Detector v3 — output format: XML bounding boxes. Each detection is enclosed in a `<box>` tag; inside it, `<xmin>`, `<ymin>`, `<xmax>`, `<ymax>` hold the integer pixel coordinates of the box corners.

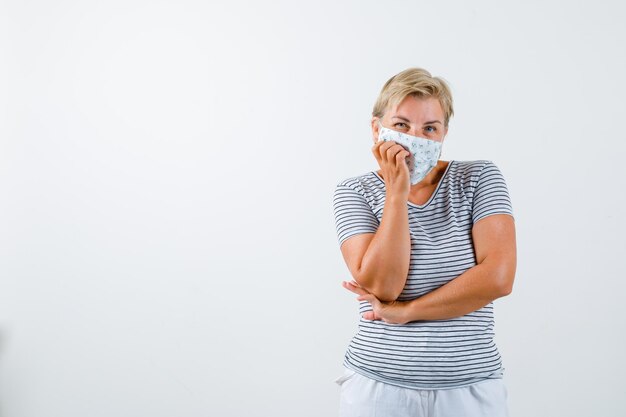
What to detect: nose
<box><xmin>408</xmin><ymin>127</ymin><xmax>421</xmax><ymax>137</ymax></box>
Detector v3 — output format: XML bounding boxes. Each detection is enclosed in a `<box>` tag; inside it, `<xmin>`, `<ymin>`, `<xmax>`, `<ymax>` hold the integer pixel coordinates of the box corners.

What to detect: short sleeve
<box><xmin>333</xmin><ymin>183</ymin><xmax>380</xmax><ymax>246</ymax></box>
<box><xmin>472</xmin><ymin>161</ymin><xmax>514</xmax><ymax>224</ymax></box>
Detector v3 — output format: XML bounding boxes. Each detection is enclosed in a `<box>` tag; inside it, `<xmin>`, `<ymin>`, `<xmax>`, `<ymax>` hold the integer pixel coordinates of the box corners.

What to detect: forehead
<box><xmin>388</xmin><ymin>95</ymin><xmax>444</xmax><ymax>121</ymax></box>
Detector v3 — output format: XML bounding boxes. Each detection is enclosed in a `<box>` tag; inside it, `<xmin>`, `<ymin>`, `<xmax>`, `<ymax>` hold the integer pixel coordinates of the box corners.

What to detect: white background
<box><xmin>1</xmin><ymin>1</ymin><xmax>625</xmax><ymax>416</ymax></box>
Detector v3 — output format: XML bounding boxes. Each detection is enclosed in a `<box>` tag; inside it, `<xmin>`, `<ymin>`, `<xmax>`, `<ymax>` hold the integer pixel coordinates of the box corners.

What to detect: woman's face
<box><xmin>372</xmin><ymin>95</ymin><xmax>448</xmax><ymax>144</ymax></box>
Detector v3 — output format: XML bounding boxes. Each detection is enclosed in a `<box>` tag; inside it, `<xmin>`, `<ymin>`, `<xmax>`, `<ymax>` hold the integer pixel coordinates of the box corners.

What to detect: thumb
<box><xmin>362</xmin><ymin>311</ymin><xmax>377</xmax><ymax>321</ymax></box>
<box><xmin>357</xmin><ymin>294</ymin><xmax>376</xmax><ymax>305</ymax></box>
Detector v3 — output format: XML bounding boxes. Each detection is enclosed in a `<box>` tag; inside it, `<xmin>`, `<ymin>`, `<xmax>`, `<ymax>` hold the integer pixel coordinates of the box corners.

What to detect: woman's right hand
<box><xmin>372</xmin><ymin>140</ymin><xmax>411</xmax><ymax>201</ymax></box>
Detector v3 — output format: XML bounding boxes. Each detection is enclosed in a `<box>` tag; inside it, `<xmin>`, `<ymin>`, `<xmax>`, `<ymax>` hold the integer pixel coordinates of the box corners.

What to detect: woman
<box><xmin>332</xmin><ymin>67</ymin><xmax>516</xmax><ymax>417</ymax></box>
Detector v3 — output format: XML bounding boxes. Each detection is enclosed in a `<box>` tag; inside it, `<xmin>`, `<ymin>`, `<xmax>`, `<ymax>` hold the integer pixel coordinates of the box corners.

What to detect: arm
<box><xmin>335</xmin><ymin>140</ymin><xmax>412</xmax><ymax>302</ymax></box>
<box><xmin>403</xmin><ymin>214</ymin><xmax>516</xmax><ymax>321</ymax></box>
<box><xmin>339</xmin><ymin>196</ymin><xmax>410</xmax><ymax>302</ymax></box>
<box><xmin>345</xmin><ymin>213</ymin><xmax>516</xmax><ymax>323</ymax></box>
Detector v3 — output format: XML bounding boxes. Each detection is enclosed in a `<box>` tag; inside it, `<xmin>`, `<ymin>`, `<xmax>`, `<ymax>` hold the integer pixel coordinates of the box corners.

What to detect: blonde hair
<box><xmin>372</xmin><ymin>67</ymin><xmax>454</xmax><ymax>127</ymax></box>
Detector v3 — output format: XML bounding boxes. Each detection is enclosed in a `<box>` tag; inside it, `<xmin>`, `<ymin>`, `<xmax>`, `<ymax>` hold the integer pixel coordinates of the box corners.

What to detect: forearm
<box><xmin>357</xmin><ymin>195</ymin><xmax>410</xmax><ymax>301</ymax></box>
<box><xmin>403</xmin><ymin>262</ymin><xmax>512</xmax><ymax>322</ymax></box>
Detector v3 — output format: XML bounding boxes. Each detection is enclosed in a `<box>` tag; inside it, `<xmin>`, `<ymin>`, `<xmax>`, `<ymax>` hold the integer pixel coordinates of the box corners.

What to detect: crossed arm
<box><xmin>340</xmin><ymin>213</ymin><xmax>517</xmax><ymax>324</ymax></box>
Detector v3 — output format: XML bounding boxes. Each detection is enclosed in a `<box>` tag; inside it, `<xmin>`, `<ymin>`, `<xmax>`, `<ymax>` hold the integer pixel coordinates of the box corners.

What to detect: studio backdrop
<box><xmin>1</xmin><ymin>1</ymin><xmax>625</xmax><ymax>416</ymax></box>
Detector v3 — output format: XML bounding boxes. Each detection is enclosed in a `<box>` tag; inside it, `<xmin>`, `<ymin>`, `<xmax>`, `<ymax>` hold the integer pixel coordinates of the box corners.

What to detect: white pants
<box><xmin>334</xmin><ymin>368</ymin><xmax>510</xmax><ymax>417</ymax></box>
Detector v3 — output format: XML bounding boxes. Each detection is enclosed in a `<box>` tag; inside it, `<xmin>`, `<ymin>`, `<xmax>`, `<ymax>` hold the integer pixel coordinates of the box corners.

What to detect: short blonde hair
<box><xmin>372</xmin><ymin>67</ymin><xmax>454</xmax><ymax>128</ymax></box>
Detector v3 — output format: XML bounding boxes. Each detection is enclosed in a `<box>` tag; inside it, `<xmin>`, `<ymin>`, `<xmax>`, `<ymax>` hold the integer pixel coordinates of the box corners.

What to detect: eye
<box><xmin>425</xmin><ymin>125</ymin><xmax>437</xmax><ymax>133</ymax></box>
<box><xmin>393</xmin><ymin>122</ymin><xmax>408</xmax><ymax>129</ymax></box>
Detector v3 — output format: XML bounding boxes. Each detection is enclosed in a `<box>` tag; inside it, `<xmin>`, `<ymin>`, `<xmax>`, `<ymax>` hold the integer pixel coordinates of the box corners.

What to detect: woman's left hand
<box><xmin>341</xmin><ymin>280</ymin><xmax>411</xmax><ymax>325</ymax></box>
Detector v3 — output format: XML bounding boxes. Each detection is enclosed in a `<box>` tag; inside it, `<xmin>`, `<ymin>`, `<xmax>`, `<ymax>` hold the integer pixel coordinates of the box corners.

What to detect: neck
<box><xmin>414</xmin><ymin>160</ymin><xmax>448</xmax><ymax>188</ymax></box>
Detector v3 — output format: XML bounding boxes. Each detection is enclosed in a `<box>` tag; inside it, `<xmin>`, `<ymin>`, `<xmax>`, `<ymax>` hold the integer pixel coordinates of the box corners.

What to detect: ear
<box><xmin>371</xmin><ymin>117</ymin><xmax>381</xmax><ymax>144</ymax></box>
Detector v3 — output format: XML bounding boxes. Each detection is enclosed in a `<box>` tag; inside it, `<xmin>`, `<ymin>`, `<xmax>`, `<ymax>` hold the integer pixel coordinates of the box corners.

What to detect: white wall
<box><xmin>1</xmin><ymin>1</ymin><xmax>625</xmax><ymax>416</ymax></box>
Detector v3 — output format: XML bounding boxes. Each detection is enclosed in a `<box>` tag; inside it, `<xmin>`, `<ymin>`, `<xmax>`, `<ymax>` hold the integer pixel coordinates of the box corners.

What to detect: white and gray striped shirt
<box><xmin>332</xmin><ymin>159</ymin><xmax>515</xmax><ymax>389</ymax></box>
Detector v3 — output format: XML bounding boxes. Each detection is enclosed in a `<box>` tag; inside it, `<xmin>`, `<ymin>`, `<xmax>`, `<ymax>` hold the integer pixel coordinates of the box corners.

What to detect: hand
<box><xmin>341</xmin><ymin>280</ymin><xmax>411</xmax><ymax>325</ymax></box>
<box><xmin>371</xmin><ymin>139</ymin><xmax>411</xmax><ymax>200</ymax></box>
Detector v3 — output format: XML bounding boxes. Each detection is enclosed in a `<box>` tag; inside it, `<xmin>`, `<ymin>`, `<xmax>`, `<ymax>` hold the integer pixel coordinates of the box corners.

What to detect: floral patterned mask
<box><xmin>377</xmin><ymin>119</ymin><xmax>443</xmax><ymax>185</ymax></box>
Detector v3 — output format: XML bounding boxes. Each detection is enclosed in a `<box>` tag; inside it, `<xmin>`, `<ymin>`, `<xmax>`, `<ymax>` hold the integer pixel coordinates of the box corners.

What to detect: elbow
<box><xmin>483</xmin><ymin>256</ymin><xmax>516</xmax><ymax>298</ymax></box>
<box><xmin>498</xmin><ymin>282</ymin><xmax>513</xmax><ymax>297</ymax></box>
<box><xmin>371</xmin><ymin>286</ymin><xmax>401</xmax><ymax>303</ymax></box>
<box><xmin>495</xmin><ymin>269</ymin><xmax>515</xmax><ymax>298</ymax></box>
<box><xmin>354</xmin><ymin>271</ymin><xmax>403</xmax><ymax>302</ymax></box>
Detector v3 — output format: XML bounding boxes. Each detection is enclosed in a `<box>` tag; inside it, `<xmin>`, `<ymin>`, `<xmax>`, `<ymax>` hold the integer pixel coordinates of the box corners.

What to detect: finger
<box><xmin>385</xmin><ymin>144</ymin><xmax>407</xmax><ymax>165</ymax></box>
<box><xmin>362</xmin><ymin>311</ymin><xmax>377</xmax><ymax>320</ymax></box>
<box><xmin>380</xmin><ymin>140</ymin><xmax>399</xmax><ymax>154</ymax></box>
<box><xmin>357</xmin><ymin>294</ymin><xmax>378</xmax><ymax>306</ymax></box>
<box><xmin>342</xmin><ymin>281</ymin><xmax>369</xmax><ymax>296</ymax></box>
<box><xmin>372</xmin><ymin>139</ymin><xmax>396</xmax><ymax>155</ymax></box>
<box><xmin>374</xmin><ymin>140</ymin><xmax>403</xmax><ymax>170</ymax></box>
<box><xmin>376</xmin><ymin>140</ymin><xmax>397</xmax><ymax>156</ymax></box>
<box><xmin>343</xmin><ymin>280</ymin><xmax>359</xmax><ymax>290</ymax></box>
<box><xmin>372</xmin><ymin>140</ymin><xmax>386</xmax><ymax>150</ymax></box>
<box><xmin>371</xmin><ymin>141</ymin><xmax>386</xmax><ymax>163</ymax></box>
<box><xmin>363</xmin><ymin>310</ymin><xmax>383</xmax><ymax>321</ymax></box>
<box><xmin>373</xmin><ymin>143</ymin><xmax>391</xmax><ymax>166</ymax></box>
<box><xmin>395</xmin><ymin>150</ymin><xmax>410</xmax><ymax>164</ymax></box>
<box><xmin>395</xmin><ymin>150</ymin><xmax>411</xmax><ymax>171</ymax></box>
<box><xmin>346</xmin><ymin>283</ymin><xmax>370</xmax><ymax>296</ymax></box>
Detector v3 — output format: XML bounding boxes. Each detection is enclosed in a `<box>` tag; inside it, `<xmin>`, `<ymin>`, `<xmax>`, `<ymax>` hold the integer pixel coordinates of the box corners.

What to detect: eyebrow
<box><xmin>392</xmin><ymin>115</ymin><xmax>442</xmax><ymax>125</ymax></box>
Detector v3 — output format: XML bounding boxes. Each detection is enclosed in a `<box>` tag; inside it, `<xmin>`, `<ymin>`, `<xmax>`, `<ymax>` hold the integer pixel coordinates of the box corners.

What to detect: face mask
<box><xmin>377</xmin><ymin>120</ymin><xmax>444</xmax><ymax>185</ymax></box>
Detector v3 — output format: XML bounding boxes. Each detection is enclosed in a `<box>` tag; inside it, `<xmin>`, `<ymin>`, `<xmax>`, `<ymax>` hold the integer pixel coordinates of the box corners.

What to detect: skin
<box><xmin>339</xmin><ymin>95</ymin><xmax>517</xmax><ymax>323</ymax></box>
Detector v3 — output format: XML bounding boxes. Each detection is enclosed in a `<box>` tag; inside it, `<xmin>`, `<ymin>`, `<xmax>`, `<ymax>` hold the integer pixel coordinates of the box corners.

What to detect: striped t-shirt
<box><xmin>332</xmin><ymin>159</ymin><xmax>515</xmax><ymax>390</ymax></box>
